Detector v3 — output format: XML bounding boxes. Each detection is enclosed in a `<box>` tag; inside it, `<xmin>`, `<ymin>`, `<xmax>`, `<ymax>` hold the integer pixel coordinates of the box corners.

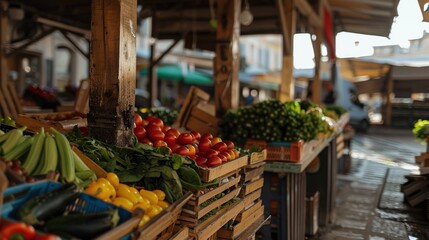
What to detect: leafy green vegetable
<box><xmin>413</xmin><ymin>119</ymin><xmax>429</xmax><ymax>143</ymax></box>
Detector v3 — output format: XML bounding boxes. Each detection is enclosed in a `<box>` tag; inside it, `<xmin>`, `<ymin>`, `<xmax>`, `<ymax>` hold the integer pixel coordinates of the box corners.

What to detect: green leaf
<box><xmin>171</xmin><ymin>154</ymin><xmax>183</xmax><ymax>170</ymax></box>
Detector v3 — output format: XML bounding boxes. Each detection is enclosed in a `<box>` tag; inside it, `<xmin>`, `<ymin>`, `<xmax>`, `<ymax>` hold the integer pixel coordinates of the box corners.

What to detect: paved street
<box><xmin>314</xmin><ymin>126</ymin><xmax>429</xmax><ymax>240</ymax></box>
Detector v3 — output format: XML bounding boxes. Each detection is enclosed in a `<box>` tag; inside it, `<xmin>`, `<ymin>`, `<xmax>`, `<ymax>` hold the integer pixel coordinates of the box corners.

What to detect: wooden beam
<box><xmin>276</xmin><ymin>0</ymin><xmax>291</xmax><ymax>54</ymax></box>
<box><xmin>312</xmin><ymin>0</ymin><xmax>324</xmax><ymax>104</ymax></box>
<box><xmin>60</xmin><ymin>31</ymin><xmax>89</xmax><ymax>59</ymax></box>
<box><xmin>331</xmin><ymin>6</ymin><xmax>393</xmax><ymax>17</ymax></box>
<box><xmin>329</xmin><ymin>0</ymin><xmax>395</xmax><ymax>8</ymax></box>
<box><xmin>278</xmin><ymin>0</ymin><xmax>296</xmax><ymax>102</ymax></box>
<box><xmin>295</xmin><ymin>0</ymin><xmax>323</xmax><ymax>28</ymax></box>
<box><xmin>214</xmin><ymin>0</ymin><xmax>240</xmax><ymax>116</ymax></box>
<box><xmin>88</xmin><ymin>0</ymin><xmax>137</xmax><ymax>147</ymax></box>
<box><xmin>37</xmin><ymin>17</ymin><xmax>91</xmax><ymax>38</ymax></box>
<box><xmin>385</xmin><ymin>66</ymin><xmax>393</xmax><ymax>127</ymax></box>
<box><xmin>6</xmin><ymin>28</ymin><xmax>56</xmax><ymax>57</ymax></box>
<box><xmin>152</xmin><ymin>37</ymin><xmax>181</xmax><ymax>66</ymax></box>
<box><xmin>148</xmin><ymin>43</ymin><xmax>157</xmax><ymax>108</ymax></box>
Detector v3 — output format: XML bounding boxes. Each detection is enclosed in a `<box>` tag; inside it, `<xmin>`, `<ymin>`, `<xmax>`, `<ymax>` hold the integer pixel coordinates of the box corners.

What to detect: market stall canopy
<box><xmin>328</xmin><ymin>0</ymin><xmax>399</xmax><ymax>37</ymax></box>
<box><xmin>141</xmin><ymin>0</ymin><xmax>400</xmax><ymax>51</ymax></box>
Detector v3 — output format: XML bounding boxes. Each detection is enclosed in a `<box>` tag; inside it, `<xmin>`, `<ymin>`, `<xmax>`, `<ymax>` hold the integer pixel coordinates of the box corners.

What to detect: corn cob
<box><xmin>23</xmin><ymin>128</ymin><xmax>46</xmax><ymax>175</ymax></box>
<box><xmin>34</xmin><ymin>134</ymin><xmax>58</xmax><ymax>175</ymax></box>
<box><xmin>0</xmin><ymin>127</ymin><xmax>27</xmax><ymax>155</ymax></box>
<box><xmin>3</xmin><ymin>136</ymin><xmax>33</xmax><ymax>161</ymax></box>
<box><xmin>51</xmin><ymin>128</ymin><xmax>75</xmax><ymax>182</ymax></box>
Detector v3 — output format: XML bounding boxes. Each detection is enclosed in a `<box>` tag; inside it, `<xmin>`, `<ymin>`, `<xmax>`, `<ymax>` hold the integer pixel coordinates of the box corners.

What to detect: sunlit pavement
<box><xmin>312</xmin><ymin>126</ymin><xmax>429</xmax><ymax>240</ymax></box>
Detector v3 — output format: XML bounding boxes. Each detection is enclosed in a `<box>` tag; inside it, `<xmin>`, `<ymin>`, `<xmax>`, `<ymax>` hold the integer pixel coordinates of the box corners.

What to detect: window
<box><xmin>55</xmin><ymin>46</ymin><xmax>73</xmax><ymax>91</ymax></box>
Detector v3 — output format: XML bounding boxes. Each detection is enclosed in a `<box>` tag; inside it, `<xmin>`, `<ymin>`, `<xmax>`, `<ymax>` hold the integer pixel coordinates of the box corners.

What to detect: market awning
<box><xmin>139</xmin><ymin>65</ymin><xmax>213</xmax><ymax>86</ymax></box>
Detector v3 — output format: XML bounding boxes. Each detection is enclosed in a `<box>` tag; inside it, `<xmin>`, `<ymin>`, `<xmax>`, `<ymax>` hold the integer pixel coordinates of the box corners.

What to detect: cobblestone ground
<box><xmin>312</xmin><ymin>126</ymin><xmax>429</xmax><ymax>240</ymax></box>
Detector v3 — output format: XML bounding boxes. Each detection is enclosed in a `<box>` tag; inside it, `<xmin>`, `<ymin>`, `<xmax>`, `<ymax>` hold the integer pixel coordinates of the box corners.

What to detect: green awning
<box><xmin>139</xmin><ymin>65</ymin><xmax>183</xmax><ymax>81</ymax></box>
<box><xmin>183</xmin><ymin>71</ymin><xmax>213</xmax><ymax>86</ymax></box>
<box><xmin>139</xmin><ymin>65</ymin><xmax>213</xmax><ymax>86</ymax></box>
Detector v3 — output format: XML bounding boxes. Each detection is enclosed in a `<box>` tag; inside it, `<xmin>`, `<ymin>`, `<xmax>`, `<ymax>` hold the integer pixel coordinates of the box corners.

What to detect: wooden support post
<box><xmin>148</xmin><ymin>43</ymin><xmax>157</xmax><ymax>108</ymax></box>
<box><xmin>311</xmin><ymin>1</ymin><xmax>324</xmax><ymax>104</ymax></box>
<box><xmin>214</xmin><ymin>0</ymin><xmax>241</xmax><ymax>117</ymax></box>
<box><xmin>88</xmin><ymin>0</ymin><xmax>137</xmax><ymax>147</ymax></box>
<box><xmin>278</xmin><ymin>0</ymin><xmax>296</xmax><ymax>102</ymax></box>
<box><xmin>385</xmin><ymin>66</ymin><xmax>393</xmax><ymax>127</ymax></box>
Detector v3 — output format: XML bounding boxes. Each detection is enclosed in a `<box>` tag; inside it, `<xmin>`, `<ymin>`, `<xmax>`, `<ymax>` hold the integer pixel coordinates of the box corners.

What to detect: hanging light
<box><xmin>240</xmin><ymin>0</ymin><xmax>253</xmax><ymax>26</ymax></box>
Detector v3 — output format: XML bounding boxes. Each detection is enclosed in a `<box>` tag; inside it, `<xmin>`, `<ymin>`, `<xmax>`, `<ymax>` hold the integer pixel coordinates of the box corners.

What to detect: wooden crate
<box><xmin>242</xmin><ymin>162</ymin><xmax>265</xmax><ymax>183</ymax></box>
<box><xmin>198</xmin><ymin>155</ymin><xmax>248</xmax><ymax>182</ymax></box>
<box><xmin>170</xmin><ymin>226</ymin><xmax>190</xmax><ymax>240</ymax></box>
<box><xmin>217</xmin><ymin>205</ymin><xmax>264</xmax><ymax>239</ymax></box>
<box><xmin>137</xmin><ymin>192</ymin><xmax>193</xmax><ymax>240</ymax></box>
<box><xmin>185</xmin><ymin>106</ymin><xmax>220</xmax><ymax>136</ymax></box>
<box><xmin>240</xmin><ymin>177</ymin><xmax>264</xmax><ymax>197</ymax></box>
<box><xmin>245</xmin><ymin>139</ymin><xmax>308</xmax><ymax>162</ymax></box>
<box><xmin>181</xmin><ymin>171</ymin><xmax>241</xmax><ymax>225</ymax></box>
<box><xmin>186</xmin><ymin>199</ymin><xmax>245</xmax><ymax>240</ymax></box>
<box><xmin>16</xmin><ymin>111</ymin><xmax>87</xmax><ymax>133</ymax></box>
<box><xmin>249</xmin><ymin>150</ymin><xmax>267</xmax><ymax>165</ymax></box>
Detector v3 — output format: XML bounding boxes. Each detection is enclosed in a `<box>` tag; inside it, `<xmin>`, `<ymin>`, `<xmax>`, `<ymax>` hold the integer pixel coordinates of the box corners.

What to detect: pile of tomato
<box><xmin>133</xmin><ymin>114</ymin><xmax>240</xmax><ymax>168</ymax></box>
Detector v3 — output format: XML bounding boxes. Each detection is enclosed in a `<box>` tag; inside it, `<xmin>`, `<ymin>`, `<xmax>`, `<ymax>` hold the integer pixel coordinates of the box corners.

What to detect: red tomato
<box><xmin>205</xmin><ymin>149</ymin><xmax>219</xmax><ymax>159</ymax></box>
<box><xmin>141</xmin><ymin>119</ymin><xmax>149</xmax><ymax>127</ymax></box>
<box><xmin>168</xmin><ymin>142</ymin><xmax>181</xmax><ymax>151</ymax></box>
<box><xmin>219</xmin><ymin>151</ymin><xmax>232</xmax><ymax>161</ymax></box>
<box><xmin>212</xmin><ymin>142</ymin><xmax>228</xmax><ymax>152</ymax></box>
<box><xmin>154</xmin><ymin>140</ymin><xmax>168</xmax><ymax>147</ymax></box>
<box><xmin>164</xmin><ymin>133</ymin><xmax>177</xmax><ymax>145</ymax></box>
<box><xmin>148</xmin><ymin>118</ymin><xmax>164</xmax><ymax>129</ymax></box>
<box><xmin>207</xmin><ymin>156</ymin><xmax>222</xmax><ymax>167</ymax></box>
<box><xmin>134</xmin><ymin>114</ymin><xmax>143</xmax><ymax>126</ymax></box>
<box><xmin>196</xmin><ymin>156</ymin><xmax>207</xmax><ymax>165</ymax></box>
<box><xmin>146</xmin><ymin>125</ymin><xmax>162</xmax><ymax>135</ymax></box>
<box><xmin>162</xmin><ymin>125</ymin><xmax>172</xmax><ymax>133</ymax></box>
<box><xmin>218</xmin><ymin>153</ymin><xmax>228</xmax><ymax>163</ymax></box>
<box><xmin>198</xmin><ymin>163</ymin><xmax>208</xmax><ymax>168</ymax></box>
<box><xmin>224</xmin><ymin>140</ymin><xmax>235</xmax><ymax>149</ymax></box>
<box><xmin>188</xmin><ymin>155</ymin><xmax>197</xmax><ymax>160</ymax></box>
<box><xmin>190</xmin><ymin>131</ymin><xmax>201</xmax><ymax>141</ymax></box>
<box><xmin>225</xmin><ymin>149</ymin><xmax>236</xmax><ymax>160</ymax></box>
<box><xmin>201</xmin><ymin>133</ymin><xmax>213</xmax><ymax>140</ymax></box>
<box><xmin>140</xmin><ymin>138</ymin><xmax>153</xmax><ymax>146</ymax></box>
<box><xmin>177</xmin><ymin>133</ymin><xmax>193</xmax><ymax>145</ymax></box>
<box><xmin>134</xmin><ymin>125</ymin><xmax>146</xmax><ymax>140</ymax></box>
<box><xmin>148</xmin><ymin>130</ymin><xmax>165</xmax><ymax>142</ymax></box>
<box><xmin>211</xmin><ymin>137</ymin><xmax>222</xmax><ymax>145</ymax></box>
<box><xmin>186</xmin><ymin>144</ymin><xmax>197</xmax><ymax>156</ymax></box>
<box><xmin>166</xmin><ymin>129</ymin><xmax>181</xmax><ymax>138</ymax></box>
<box><xmin>145</xmin><ymin>116</ymin><xmax>157</xmax><ymax>122</ymax></box>
<box><xmin>198</xmin><ymin>138</ymin><xmax>212</xmax><ymax>152</ymax></box>
<box><xmin>174</xmin><ymin>146</ymin><xmax>190</xmax><ymax>156</ymax></box>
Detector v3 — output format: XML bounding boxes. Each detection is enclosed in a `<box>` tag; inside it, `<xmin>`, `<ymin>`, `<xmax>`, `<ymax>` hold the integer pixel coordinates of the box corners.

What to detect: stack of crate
<box><xmin>178</xmin><ymin>155</ymin><xmax>249</xmax><ymax>240</ymax></box>
<box><xmin>401</xmin><ymin>174</ymin><xmax>429</xmax><ymax>207</ymax></box>
<box><xmin>217</xmin><ymin>150</ymin><xmax>267</xmax><ymax>239</ymax></box>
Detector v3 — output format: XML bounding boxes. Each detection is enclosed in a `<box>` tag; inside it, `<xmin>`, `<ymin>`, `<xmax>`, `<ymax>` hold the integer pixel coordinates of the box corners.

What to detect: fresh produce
<box><xmin>137</xmin><ymin>108</ymin><xmax>178</xmax><ymax>126</ymax></box>
<box><xmin>0</xmin><ymin>116</ymin><xmax>16</xmax><ymax>127</ymax></box>
<box><xmin>84</xmin><ymin>173</ymin><xmax>169</xmax><ymax>227</ymax></box>
<box><xmin>0</xmin><ymin>220</ymin><xmax>36</xmax><ymax>240</ymax></box>
<box><xmin>413</xmin><ymin>119</ymin><xmax>429</xmax><ymax>143</ymax></box>
<box><xmin>133</xmin><ymin>114</ymin><xmax>240</xmax><ymax>168</ymax></box>
<box><xmin>220</xmin><ymin>99</ymin><xmax>330</xmax><ymax>144</ymax></box>
<box><xmin>44</xmin><ymin>210</ymin><xmax>119</xmax><ymax>239</ymax></box>
<box><xmin>0</xmin><ymin>127</ymin><xmax>96</xmax><ymax>186</ymax></box>
<box><xmin>19</xmin><ymin>183</ymin><xmax>79</xmax><ymax>225</ymax></box>
<box><xmin>4</xmin><ymin>160</ymin><xmax>36</xmax><ymax>185</ymax></box>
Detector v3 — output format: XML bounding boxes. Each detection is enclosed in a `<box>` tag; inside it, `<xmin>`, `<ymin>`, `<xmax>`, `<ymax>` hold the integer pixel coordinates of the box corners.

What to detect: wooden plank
<box><xmin>74</xmin><ymin>79</ymin><xmax>90</xmax><ymax>114</ymax></box>
<box><xmin>244</xmin><ymin>166</ymin><xmax>264</xmax><ymax>183</ymax></box>
<box><xmin>194</xmin><ymin>188</ymin><xmax>240</xmax><ymax>219</ymax></box>
<box><xmin>88</xmin><ymin>0</ymin><xmax>136</xmax><ymax>147</ymax></box>
<box><xmin>217</xmin><ymin>205</ymin><xmax>264</xmax><ymax>238</ymax></box>
<box><xmin>170</xmin><ymin>226</ymin><xmax>189</xmax><ymax>240</ymax></box>
<box><xmin>214</xmin><ymin>0</ymin><xmax>240</xmax><ymax>117</ymax></box>
<box><xmin>249</xmin><ymin>150</ymin><xmax>267</xmax><ymax>164</ymax></box>
<box><xmin>7</xmin><ymin>81</ymin><xmax>23</xmax><ymax>115</ymax></box>
<box><xmin>0</xmin><ymin>88</ymin><xmax>11</xmax><ymax>117</ymax></box>
<box><xmin>241</xmin><ymin>178</ymin><xmax>264</xmax><ymax>196</ymax></box>
<box><xmin>236</xmin><ymin>200</ymin><xmax>262</xmax><ymax>222</ymax></box>
<box><xmin>198</xmin><ymin>155</ymin><xmax>248</xmax><ymax>182</ymax></box>
<box><xmin>193</xmin><ymin>176</ymin><xmax>241</xmax><ymax>206</ymax></box>
<box><xmin>312</xmin><ymin>25</ymin><xmax>323</xmax><ymax>104</ymax></box>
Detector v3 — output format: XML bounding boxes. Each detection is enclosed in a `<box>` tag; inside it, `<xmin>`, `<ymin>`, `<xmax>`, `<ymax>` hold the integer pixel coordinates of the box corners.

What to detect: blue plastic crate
<box><xmin>2</xmin><ymin>181</ymin><xmax>136</xmax><ymax>239</ymax></box>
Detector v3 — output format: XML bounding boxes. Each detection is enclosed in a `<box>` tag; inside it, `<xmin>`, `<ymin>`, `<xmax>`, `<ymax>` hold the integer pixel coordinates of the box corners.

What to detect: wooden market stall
<box><xmin>0</xmin><ymin>0</ymin><xmax>400</xmax><ymax>239</ymax></box>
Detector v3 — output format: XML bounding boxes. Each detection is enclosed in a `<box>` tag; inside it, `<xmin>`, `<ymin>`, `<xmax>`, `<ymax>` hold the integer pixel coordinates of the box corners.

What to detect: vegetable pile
<box><xmin>220</xmin><ymin>99</ymin><xmax>331</xmax><ymax>144</ymax></box>
<box><xmin>412</xmin><ymin>119</ymin><xmax>429</xmax><ymax>143</ymax></box>
<box><xmin>137</xmin><ymin>108</ymin><xmax>178</xmax><ymax>126</ymax></box>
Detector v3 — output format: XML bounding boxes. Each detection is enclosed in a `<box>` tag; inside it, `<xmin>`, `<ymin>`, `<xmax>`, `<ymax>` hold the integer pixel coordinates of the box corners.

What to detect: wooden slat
<box><xmin>0</xmin><ymin>87</ymin><xmax>11</xmax><ymax>117</ymax></box>
<box><xmin>7</xmin><ymin>81</ymin><xmax>23</xmax><ymax>114</ymax></box>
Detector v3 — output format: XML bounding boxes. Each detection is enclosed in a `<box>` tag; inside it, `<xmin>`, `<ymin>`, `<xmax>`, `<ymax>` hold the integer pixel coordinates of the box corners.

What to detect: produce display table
<box><xmin>259</xmin><ymin>134</ymin><xmax>339</xmax><ymax>240</ymax></box>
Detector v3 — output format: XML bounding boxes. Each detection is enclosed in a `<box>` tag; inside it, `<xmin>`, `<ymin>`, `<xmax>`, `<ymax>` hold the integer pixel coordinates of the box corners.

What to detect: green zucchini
<box><xmin>19</xmin><ymin>183</ymin><xmax>79</xmax><ymax>225</ymax></box>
